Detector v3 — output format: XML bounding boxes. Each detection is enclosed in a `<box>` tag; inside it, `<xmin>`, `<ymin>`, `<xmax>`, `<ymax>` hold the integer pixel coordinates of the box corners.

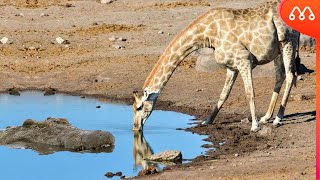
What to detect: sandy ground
<box><xmin>0</xmin><ymin>0</ymin><xmax>316</xmax><ymax>179</ymax></box>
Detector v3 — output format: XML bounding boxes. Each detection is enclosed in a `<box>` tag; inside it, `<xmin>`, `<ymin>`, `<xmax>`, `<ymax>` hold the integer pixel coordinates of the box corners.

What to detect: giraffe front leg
<box><xmin>259</xmin><ymin>55</ymin><xmax>285</xmax><ymax>124</ymax></box>
<box><xmin>239</xmin><ymin>61</ymin><xmax>260</xmax><ymax>132</ymax></box>
<box><xmin>202</xmin><ymin>68</ymin><xmax>238</xmax><ymax>125</ymax></box>
<box><xmin>273</xmin><ymin>42</ymin><xmax>296</xmax><ymax>126</ymax></box>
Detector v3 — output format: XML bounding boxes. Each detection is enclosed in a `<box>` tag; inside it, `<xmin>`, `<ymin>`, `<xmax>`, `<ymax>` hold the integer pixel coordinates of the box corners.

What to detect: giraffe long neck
<box><xmin>143</xmin><ymin>12</ymin><xmax>212</xmax><ymax>94</ymax></box>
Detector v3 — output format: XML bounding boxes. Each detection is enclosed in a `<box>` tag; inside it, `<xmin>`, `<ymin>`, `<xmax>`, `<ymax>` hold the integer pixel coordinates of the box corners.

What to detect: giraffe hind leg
<box><xmin>273</xmin><ymin>42</ymin><xmax>297</xmax><ymax>126</ymax></box>
<box><xmin>259</xmin><ymin>55</ymin><xmax>285</xmax><ymax>124</ymax></box>
<box><xmin>202</xmin><ymin>68</ymin><xmax>238</xmax><ymax>125</ymax></box>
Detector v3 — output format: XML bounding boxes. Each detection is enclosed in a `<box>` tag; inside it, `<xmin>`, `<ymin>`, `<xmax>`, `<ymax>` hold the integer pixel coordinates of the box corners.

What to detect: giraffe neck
<box><xmin>143</xmin><ymin>13</ymin><xmax>212</xmax><ymax>95</ymax></box>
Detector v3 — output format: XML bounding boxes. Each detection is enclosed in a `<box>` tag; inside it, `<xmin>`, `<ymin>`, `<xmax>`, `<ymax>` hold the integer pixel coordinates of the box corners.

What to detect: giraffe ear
<box><xmin>133</xmin><ymin>90</ymin><xmax>144</xmax><ymax>109</ymax></box>
<box><xmin>133</xmin><ymin>90</ymin><xmax>139</xmax><ymax>101</ymax></box>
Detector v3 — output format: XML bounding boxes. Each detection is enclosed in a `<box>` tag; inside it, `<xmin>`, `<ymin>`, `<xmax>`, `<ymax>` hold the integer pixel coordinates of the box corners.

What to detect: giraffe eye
<box><xmin>136</xmin><ymin>105</ymin><xmax>143</xmax><ymax>111</ymax></box>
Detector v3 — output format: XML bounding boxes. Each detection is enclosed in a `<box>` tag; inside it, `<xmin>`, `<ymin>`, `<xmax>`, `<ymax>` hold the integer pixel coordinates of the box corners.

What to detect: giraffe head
<box><xmin>132</xmin><ymin>90</ymin><xmax>157</xmax><ymax>131</ymax></box>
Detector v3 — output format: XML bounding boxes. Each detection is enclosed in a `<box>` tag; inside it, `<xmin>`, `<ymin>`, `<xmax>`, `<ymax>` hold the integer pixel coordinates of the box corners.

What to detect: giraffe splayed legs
<box><xmin>133</xmin><ymin>0</ymin><xmax>299</xmax><ymax>132</ymax></box>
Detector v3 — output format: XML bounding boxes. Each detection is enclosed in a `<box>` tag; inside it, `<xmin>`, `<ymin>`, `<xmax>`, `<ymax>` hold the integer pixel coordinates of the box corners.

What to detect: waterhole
<box><xmin>0</xmin><ymin>91</ymin><xmax>207</xmax><ymax>179</ymax></box>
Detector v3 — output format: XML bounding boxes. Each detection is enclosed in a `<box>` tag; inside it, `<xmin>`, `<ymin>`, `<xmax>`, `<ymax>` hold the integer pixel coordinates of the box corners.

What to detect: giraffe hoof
<box><xmin>201</xmin><ymin>120</ymin><xmax>208</xmax><ymax>125</ymax></box>
<box><xmin>273</xmin><ymin>117</ymin><xmax>283</xmax><ymax>126</ymax></box>
<box><xmin>201</xmin><ymin>118</ymin><xmax>213</xmax><ymax>125</ymax></box>
<box><xmin>259</xmin><ymin>116</ymin><xmax>269</xmax><ymax>124</ymax></box>
<box><xmin>250</xmin><ymin>126</ymin><xmax>260</xmax><ymax>132</ymax></box>
<box><xmin>273</xmin><ymin>121</ymin><xmax>283</xmax><ymax>127</ymax></box>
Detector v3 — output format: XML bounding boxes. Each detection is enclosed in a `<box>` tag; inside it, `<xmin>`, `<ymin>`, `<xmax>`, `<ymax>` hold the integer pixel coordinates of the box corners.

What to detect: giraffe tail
<box><xmin>292</xmin><ymin>54</ymin><xmax>299</xmax><ymax>88</ymax></box>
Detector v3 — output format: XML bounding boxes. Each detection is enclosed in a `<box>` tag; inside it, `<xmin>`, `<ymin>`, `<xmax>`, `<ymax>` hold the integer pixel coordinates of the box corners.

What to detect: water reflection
<box><xmin>133</xmin><ymin>131</ymin><xmax>159</xmax><ymax>171</ymax></box>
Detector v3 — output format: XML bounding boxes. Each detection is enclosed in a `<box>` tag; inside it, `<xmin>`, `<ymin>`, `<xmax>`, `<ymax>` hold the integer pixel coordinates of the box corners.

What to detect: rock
<box><xmin>293</xmin><ymin>94</ymin><xmax>307</xmax><ymax>101</ymax></box>
<box><xmin>22</xmin><ymin>119</ymin><xmax>36</xmax><ymax>128</ymax></box>
<box><xmin>96</xmin><ymin>106</ymin><xmax>101</xmax><ymax>108</ymax></box>
<box><xmin>234</xmin><ymin>153</ymin><xmax>239</xmax><ymax>157</ymax></box>
<box><xmin>105</xmin><ymin>172</ymin><xmax>114</xmax><ymax>178</ymax></box>
<box><xmin>195</xmin><ymin>48</ymin><xmax>224</xmax><ymax>73</ymax></box>
<box><xmin>28</xmin><ymin>46</ymin><xmax>36</xmax><ymax>50</ymax></box>
<box><xmin>15</xmin><ymin>13</ymin><xmax>24</xmax><ymax>17</ymax></box>
<box><xmin>241</xmin><ymin>118</ymin><xmax>250</xmax><ymax>124</ymax></box>
<box><xmin>109</xmin><ymin>36</ymin><xmax>126</xmax><ymax>42</ymax></box>
<box><xmin>197</xmin><ymin>48</ymin><xmax>214</xmax><ymax>55</ymax></box>
<box><xmin>138</xmin><ymin>169</ymin><xmax>150</xmax><ymax>176</ymax></box>
<box><xmin>117</xmin><ymin>37</ymin><xmax>126</xmax><ymax>41</ymax></box>
<box><xmin>7</xmin><ymin>87</ymin><xmax>20</xmax><ymax>96</ymax></box>
<box><xmin>65</xmin><ymin>3</ymin><xmax>74</xmax><ymax>7</ymax></box>
<box><xmin>43</xmin><ymin>87</ymin><xmax>56</xmax><ymax>96</ymax></box>
<box><xmin>0</xmin><ymin>118</ymin><xmax>115</xmax><ymax>154</ymax></box>
<box><xmin>158</xmin><ymin>31</ymin><xmax>164</xmax><ymax>34</ymax></box>
<box><xmin>108</xmin><ymin>36</ymin><xmax>117</xmax><ymax>42</ymax></box>
<box><xmin>101</xmin><ymin>0</ymin><xmax>113</xmax><ymax>4</ymax></box>
<box><xmin>112</xmin><ymin>44</ymin><xmax>123</xmax><ymax>49</ymax></box>
<box><xmin>0</xmin><ymin>37</ymin><xmax>8</xmax><ymax>44</ymax></box>
<box><xmin>62</xmin><ymin>40</ymin><xmax>70</xmax><ymax>45</ymax></box>
<box><xmin>40</xmin><ymin>13</ymin><xmax>49</xmax><ymax>17</ymax></box>
<box><xmin>115</xmin><ymin>172</ymin><xmax>122</xmax><ymax>176</ymax></box>
<box><xmin>56</xmin><ymin>37</ymin><xmax>65</xmax><ymax>44</ymax></box>
<box><xmin>259</xmin><ymin>126</ymin><xmax>273</xmax><ymax>137</ymax></box>
<box><xmin>138</xmin><ymin>165</ymin><xmax>158</xmax><ymax>176</ymax></box>
<box><xmin>145</xmin><ymin>150</ymin><xmax>182</xmax><ymax>163</ymax></box>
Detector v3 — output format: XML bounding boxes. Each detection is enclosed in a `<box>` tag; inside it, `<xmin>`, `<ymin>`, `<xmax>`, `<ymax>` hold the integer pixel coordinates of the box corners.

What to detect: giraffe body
<box><xmin>133</xmin><ymin>0</ymin><xmax>299</xmax><ymax>132</ymax></box>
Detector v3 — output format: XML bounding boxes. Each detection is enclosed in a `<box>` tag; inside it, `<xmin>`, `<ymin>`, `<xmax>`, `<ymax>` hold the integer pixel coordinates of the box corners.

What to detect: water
<box><xmin>0</xmin><ymin>91</ymin><xmax>207</xmax><ymax>180</ymax></box>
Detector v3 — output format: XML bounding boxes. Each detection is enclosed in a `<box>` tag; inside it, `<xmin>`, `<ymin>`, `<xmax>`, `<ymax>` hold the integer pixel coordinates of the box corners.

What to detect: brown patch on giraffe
<box><xmin>227</xmin><ymin>20</ymin><xmax>236</xmax><ymax>29</ymax></box>
<box><xmin>206</xmin><ymin>29</ymin><xmax>217</xmax><ymax>37</ymax></box>
<box><xmin>233</xmin><ymin>27</ymin><xmax>243</xmax><ymax>35</ymax></box>
<box><xmin>197</xmin><ymin>25</ymin><xmax>207</xmax><ymax>34</ymax></box>
<box><xmin>202</xmin><ymin>16</ymin><xmax>214</xmax><ymax>26</ymax></box>
<box><xmin>226</xmin><ymin>33</ymin><xmax>237</xmax><ymax>43</ymax></box>
<box><xmin>153</xmin><ymin>78</ymin><xmax>159</xmax><ymax>85</ymax></box>
<box><xmin>249</xmin><ymin>23</ymin><xmax>256</xmax><ymax>30</ymax></box>
<box><xmin>223</xmin><ymin>41</ymin><xmax>232</xmax><ymax>50</ymax></box>
<box><xmin>180</xmin><ymin>35</ymin><xmax>193</xmax><ymax>46</ymax></box>
<box><xmin>260</xmin><ymin>21</ymin><xmax>267</xmax><ymax>27</ymax></box>
<box><xmin>253</xmin><ymin>38</ymin><xmax>263</xmax><ymax>46</ymax></box>
<box><xmin>219</xmin><ymin>20</ymin><xmax>228</xmax><ymax>30</ymax></box>
<box><xmin>259</xmin><ymin>28</ymin><xmax>270</xmax><ymax>35</ymax></box>
<box><xmin>171</xmin><ymin>44</ymin><xmax>180</xmax><ymax>53</ymax></box>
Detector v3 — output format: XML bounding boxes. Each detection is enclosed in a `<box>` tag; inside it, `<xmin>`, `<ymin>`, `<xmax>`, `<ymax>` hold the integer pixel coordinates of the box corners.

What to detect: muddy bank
<box><xmin>0</xmin><ymin>117</ymin><xmax>114</xmax><ymax>154</ymax></box>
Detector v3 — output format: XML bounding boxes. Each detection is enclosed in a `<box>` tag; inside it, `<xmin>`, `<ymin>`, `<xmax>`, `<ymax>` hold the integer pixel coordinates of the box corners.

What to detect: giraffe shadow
<box><xmin>283</xmin><ymin>111</ymin><xmax>316</xmax><ymax>124</ymax></box>
<box><xmin>297</xmin><ymin>63</ymin><xmax>314</xmax><ymax>75</ymax></box>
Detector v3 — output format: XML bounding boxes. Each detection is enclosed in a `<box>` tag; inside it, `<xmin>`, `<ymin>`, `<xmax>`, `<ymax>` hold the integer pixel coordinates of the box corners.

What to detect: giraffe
<box><xmin>133</xmin><ymin>0</ymin><xmax>300</xmax><ymax>132</ymax></box>
<box><xmin>133</xmin><ymin>131</ymin><xmax>157</xmax><ymax>171</ymax></box>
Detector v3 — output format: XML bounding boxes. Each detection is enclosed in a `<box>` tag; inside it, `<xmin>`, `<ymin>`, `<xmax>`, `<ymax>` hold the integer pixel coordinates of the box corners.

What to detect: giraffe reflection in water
<box><xmin>133</xmin><ymin>131</ymin><xmax>159</xmax><ymax>171</ymax></box>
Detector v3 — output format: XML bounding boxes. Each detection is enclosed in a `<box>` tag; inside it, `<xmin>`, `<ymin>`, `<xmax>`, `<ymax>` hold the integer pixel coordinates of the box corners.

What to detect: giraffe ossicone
<box><xmin>133</xmin><ymin>0</ymin><xmax>300</xmax><ymax>132</ymax></box>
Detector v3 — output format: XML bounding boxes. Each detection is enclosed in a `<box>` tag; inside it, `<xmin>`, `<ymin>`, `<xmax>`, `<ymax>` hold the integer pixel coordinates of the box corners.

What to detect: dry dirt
<box><xmin>0</xmin><ymin>0</ymin><xmax>316</xmax><ymax>179</ymax></box>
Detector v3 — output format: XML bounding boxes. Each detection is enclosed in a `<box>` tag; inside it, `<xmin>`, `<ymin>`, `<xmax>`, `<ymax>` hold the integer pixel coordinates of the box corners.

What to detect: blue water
<box><xmin>0</xmin><ymin>91</ymin><xmax>206</xmax><ymax>180</ymax></box>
